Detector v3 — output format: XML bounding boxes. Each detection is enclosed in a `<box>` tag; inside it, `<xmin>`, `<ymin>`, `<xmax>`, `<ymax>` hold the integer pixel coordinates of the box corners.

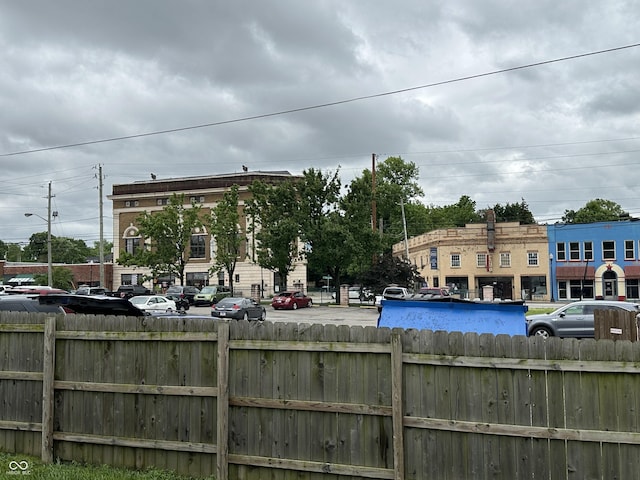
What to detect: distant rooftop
<box><xmin>111</xmin><ymin>170</ymin><xmax>296</xmax><ymax>196</ymax></box>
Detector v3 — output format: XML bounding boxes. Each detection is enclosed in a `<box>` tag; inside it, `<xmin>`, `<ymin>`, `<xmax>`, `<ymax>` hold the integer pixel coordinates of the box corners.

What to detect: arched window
<box><xmin>123</xmin><ymin>224</ymin><xmax>141</xmax><ymax>255</ymax></box>
<box><xmin>190</xmin><ymin>226</ymin><xmax>207</xmax><ymax>259</ymax></box>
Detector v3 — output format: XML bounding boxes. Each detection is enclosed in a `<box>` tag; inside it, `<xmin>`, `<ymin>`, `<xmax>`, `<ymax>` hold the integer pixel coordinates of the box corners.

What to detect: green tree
<box><xmin>208</xmin><ymin>185</ymin><xmax>244</xmax><ymax>294</ymax></box>
<box><xmin>246</xmin><ymin>179</ymin><xmax>300</xmax><ymax>291</ymax></box>
<box><xmin>33</xmin><ymin>266</ymin><xmax>74</xmax><ymax>290</ymax></box>
<box><xmin>562</xmin><ymin>199</ymin><xmax>630</xmax><ymax>224</ymax></box>
<box><xmin>6</xmin><ymin>243</ymin><xmax>23</xmax><ymax>262</ymax></box>
<box><xmin>23</xmin><ymin>233</ymin><xmax>90</xmax><ymax>263</ymax></box>
<box><xmin>88</xmin><ymin>239</ymin><xmax>114</xmax><ymax>258</ymax></box>
<box><xmin>484</xmin><ymin>198</ymin><xmax>536</xmax><ymax>224</ymax></box>
<box><xmin>359</xmin><ymin>252</ymin><xmax>423</xmax><ymax>293</ymax></box>
<box><xmin>0</xmin><ymin>239</ymin><xmax>7</xmax><ymax>260</ymax></box>
<box><xmin>118</xmin><ymin>194</ymin><xmax>204</xmax><ymax>285</ymax></box>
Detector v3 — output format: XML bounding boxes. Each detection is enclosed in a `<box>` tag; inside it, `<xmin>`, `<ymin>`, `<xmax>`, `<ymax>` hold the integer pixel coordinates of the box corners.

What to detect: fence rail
<box><xmin>1</xmin><ymin>311</ymin><xmax>640</xmax><ymax>479</ymax></box>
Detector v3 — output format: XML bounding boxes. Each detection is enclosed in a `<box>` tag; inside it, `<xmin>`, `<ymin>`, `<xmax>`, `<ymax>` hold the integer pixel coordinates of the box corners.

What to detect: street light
<box><xmin>549</xmin><ymin>253</ymin><xmax>555</xmax><ymax>302</ymax></box>
<box><xmin>24</xmin><ymin>211</ymin><xmax>52</xmax><ymax>287</ymax></box>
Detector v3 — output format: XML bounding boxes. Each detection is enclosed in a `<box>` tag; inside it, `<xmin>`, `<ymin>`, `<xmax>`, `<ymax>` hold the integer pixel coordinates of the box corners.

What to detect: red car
<box><xmin>271</xmin><ymin>290</ymin><xmax>313</xmax><ymax>310</ymax></box>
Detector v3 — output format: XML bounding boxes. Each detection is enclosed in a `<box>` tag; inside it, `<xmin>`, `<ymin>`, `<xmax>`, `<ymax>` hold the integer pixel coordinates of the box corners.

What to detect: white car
<box><xmin>129</xmin><ymin>295</ymin><xmax>177</xmax><ymax>313</ymax></box>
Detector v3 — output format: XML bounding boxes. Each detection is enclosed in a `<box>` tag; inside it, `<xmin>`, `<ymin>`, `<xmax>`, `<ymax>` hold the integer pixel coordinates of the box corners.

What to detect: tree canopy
<box><xmin>562</xmin><ymin>199</ymin><xmax>630</xmax><ymax>224</ymax></box>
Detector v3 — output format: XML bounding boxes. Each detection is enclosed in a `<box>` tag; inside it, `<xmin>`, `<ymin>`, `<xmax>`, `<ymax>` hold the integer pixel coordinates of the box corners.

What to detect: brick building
<box><xmin>0</xmin><ymin>260</ymin><xmax>113</xmax><ymax>289</ymax></box>
<box><xmin>108</xmin><ymin>171</ymin><xmax>308</xmax><ymax>296</ymax></box>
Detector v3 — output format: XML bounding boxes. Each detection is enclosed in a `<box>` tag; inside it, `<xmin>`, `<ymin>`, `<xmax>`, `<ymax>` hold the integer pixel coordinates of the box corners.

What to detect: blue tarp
<box><xmin>377</xmin><ymin>298</ymin><xmax>528</xmax><ymax>336</ymax></box>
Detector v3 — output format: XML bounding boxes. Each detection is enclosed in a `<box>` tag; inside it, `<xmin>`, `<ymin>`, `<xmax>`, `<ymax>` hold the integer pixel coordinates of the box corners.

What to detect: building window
<box><xmin>556</xmin><ymin>243</ymin><xmax>566</xmax><ymax>261</ymax></box>
<box><xmin>584</xmin><ymin>241</ymin><xmax>593</xmax><ymax>261</ymax></box>
<box><xmin>121</xmin><ymin>274</ymin><xmax>143</xmax><ymax>286</ymax></box>
<box><xmin>602</xmin><ymin>241</ymin><xmax>616</xmax><ymax>260</ymax></box>
<box><xmin>190</xmin><ymin>195</ymin><xmax>205</xmax><ymax>203</ymax></box>
<box><xmin>569</xmin><ymin>242</ymin><xmax>580</xmax><ymax>261</ymax></box>
<box><xmin>450</xmin><ymin>254</ymin><xmax>461</xmax><ymax>268</ymax></box>
<box><xmin>625</xmin><ymin>240</ymin><xmax>635</xmax><ymax>260</ymax></box>
<box><xmin>527</xmin><ymin>252</ymin><xmax>539</xmax><ymax>266</ymax></box>
<box><xmin>558</xmin><ymin>281</ymin><xmax>567</xmax><ymax>300</ymax></box>
<box><xmin>500</xmin><ymin>252</ymin><xmax>511</xmax><ymax>268</ymax></box>
<box><xmin>190</xmin><ymin>235</ymin><xmax>206</xmax><ymax>258</ymax></box>
<box><xmin>124</xmin><ymin>200</ymin><xmax>139</xmax><ymax>208</ymax></box>
<box><xmin>235</xmin><ymin>274</ymin><xmax>240</xmax><ymax>283</ymax></box>
<box><xmin>476</xmin><ymin>253</ymin><xmax>487</xmax><ymax>268</ymax></box>
<box><xmin>124</xmin><ymin>237</ymin><xmax>141</xmax><ymax>255</ymax></box>
<box><xmin>157</xmin><ymin>198</ymin><xmax>169</xmax><ymax>206</ymax></box>
<box><xmin>627</xmin><ymin>280</ymin><xmax>639</xmax><ymax>300</ymax></box>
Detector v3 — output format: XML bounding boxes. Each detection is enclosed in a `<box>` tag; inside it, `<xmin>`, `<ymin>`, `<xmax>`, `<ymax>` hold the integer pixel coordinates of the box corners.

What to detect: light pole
<box><xmin>24</xmin><ymin>211</ymin><xmax>52</xmax><ymax>287</ymax></box>
<box><xmin>549</xmin><ymin>253</ymin><xmax>555</xmax><ymax>302</ymax></box>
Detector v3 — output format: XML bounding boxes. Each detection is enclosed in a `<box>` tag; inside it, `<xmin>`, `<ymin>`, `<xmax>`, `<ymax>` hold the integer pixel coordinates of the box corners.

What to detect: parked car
<box><xmin>526</xmin><ymin>300</ymin><xmax>640</xmax><ymax>338</ymax></box>
<box><xmin>348</xmin><ymin>286</ymin><xmax>374</xmax><ymax>301</ymax></box>
<box><xmin>417</xmin><ymin>287</ymin><xmax>451</xmax><ymax>298</ymax></box>
<box><xmin>271</xmin><ymin>290</ymin><xmax>313</xmax><ymax>310</ymax></box>
<box><xmin>38</xmin><ymin>294</ymin><xmax>146</xmax><ymax>316</ymax></box>
<box><xmin>129</xmin><ymin>295</ymin><xmax>177</xmax><ymax>313</ymax></box>
<box><xmin>75</xmin><ymin>286</ymin><xmax>111</xmax><ymax>296</ymax></box>
<box><xmin>0</xmin><ymin>295</ymin><xmax>68</xmax><ymax>314</ymax></box>
<box><xmin>165</xmin><ymin>285</ymin><xmax>200</xmax><ymax>305</ymax></box>
<box><xmin>117</xmin><ymin>284</ymin><xmax>151</xmax><ymax>298</ymax></box>
<box><xmin>211</xmin><ymin>297</ymin><xmax>266</xmax><ymax>321</ymax></box>
<box><xmin>376</xmin><ymin>285</ymin><xmax>410</xmax><ymax>313</ymax></box>
<box><xmin>193</xmin><ymin>285</ymin><xmax>232</xmax><ymax>306</ymax></box>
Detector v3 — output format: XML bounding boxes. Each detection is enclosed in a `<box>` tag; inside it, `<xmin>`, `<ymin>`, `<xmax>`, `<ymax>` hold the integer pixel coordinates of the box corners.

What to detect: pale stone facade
<box><xmin>393</xmin><ymin>221</ymin><xmax>550</xmax><ymax>301</ymax></box>
<box><xmin>108</xmin><ymin>172</ymin><xmax>307</xmax><ymax>297</ymax></box>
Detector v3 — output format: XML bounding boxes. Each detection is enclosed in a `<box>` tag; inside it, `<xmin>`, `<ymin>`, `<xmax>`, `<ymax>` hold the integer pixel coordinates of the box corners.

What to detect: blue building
<box><xmin>548</xmin><ymin>221</ymin><xmax>640</xmax><ymax>301</ymax></box>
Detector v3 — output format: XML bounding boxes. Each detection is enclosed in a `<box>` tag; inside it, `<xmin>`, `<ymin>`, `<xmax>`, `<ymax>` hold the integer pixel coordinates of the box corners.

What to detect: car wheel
<box><xmin>531</xmin><ymin>327</ymin><xmax>552</xmax><ymax>339</ymax></box>
<box><xmin>307</xmin><ymin>299</ymin><xmax>313</xmax><ymax>308</ymax></box>
<box><xmin>243</xmin><ymin>312</ymin><xmax>249</xmax><ymax>321</ymax></box>
<box><xmin>292</xmin><ymin>303</ymin><xmax>298</xmax><ymax>310</ymax></box>
<box><xmin>166</xmin><ymin>308</ymin><xmax>173</xmax><ymax>312</ymax></box>
<box><xmin>260</xmin><ymin>309</ymin><xmax>266</xmax><ymax>321</ymax></box>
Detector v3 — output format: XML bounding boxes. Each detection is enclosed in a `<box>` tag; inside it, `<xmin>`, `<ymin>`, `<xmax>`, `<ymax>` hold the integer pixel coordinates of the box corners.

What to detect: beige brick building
<box><xmin>394</xmin><ymin>219</ymin><xmax>550</xmax><ymax>301</ymax></box>
<box><xmin>109</xmin><ymin>171</ymin><xmax>307</xmax><ymax>296</ymax></box>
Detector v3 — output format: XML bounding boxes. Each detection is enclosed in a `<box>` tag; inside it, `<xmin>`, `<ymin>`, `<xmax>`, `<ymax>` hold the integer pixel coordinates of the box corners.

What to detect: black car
<box><xmin>38</xmin><ymin>294</ymin><xmax>146</xmax><ymax>316</ymax></box>
<box><xmin>165</xmin><ymin>285</ymin><xmax>200</xmax><ymax>306</ymax></box>
<box><xmin>0</xmin><ymin>295</ymin><xmax>67</xmax><ymax>314</ymax></box>
<box><xmin>116</xmin><ymin>284</ymin><xmax>151</xmax><ymax>299</ymax></box>
<box><xmin>211</xmin><ymin>297</ymin><xmax>266</xmax><ymax>321</ymax></box>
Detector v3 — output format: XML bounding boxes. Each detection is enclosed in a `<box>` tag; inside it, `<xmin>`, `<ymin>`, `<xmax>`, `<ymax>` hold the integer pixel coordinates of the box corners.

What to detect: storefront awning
<box><xmin>624</xmin><ymin>266</ymin><xmax>640</xmax><ymax>279</ymax></box>
<box><xmin>555</xmin><ymin>266</ymin><xmax>594</xmax><ymax>280</ymax></box>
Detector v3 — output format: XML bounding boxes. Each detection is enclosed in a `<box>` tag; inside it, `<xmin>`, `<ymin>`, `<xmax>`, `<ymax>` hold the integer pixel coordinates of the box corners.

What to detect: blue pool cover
<box><xmin>377</xmin><ymin>298</ymin><xmax>528</xmax><ymax>336</ymax></box>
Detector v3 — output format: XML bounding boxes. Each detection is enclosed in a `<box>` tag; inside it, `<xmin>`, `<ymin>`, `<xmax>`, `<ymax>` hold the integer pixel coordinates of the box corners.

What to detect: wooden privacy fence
<box><xmin>1</xmin><ymin>311</ymin><xmax>640</xmax><ymax>479</ymax></box>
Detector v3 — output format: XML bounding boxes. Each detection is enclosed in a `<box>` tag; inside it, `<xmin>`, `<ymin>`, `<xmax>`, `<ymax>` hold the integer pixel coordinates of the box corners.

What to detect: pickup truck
<box><xmin>375</xmin><ymin>286</ymin><xmax>410</xmax><ymax>313</ymax></box>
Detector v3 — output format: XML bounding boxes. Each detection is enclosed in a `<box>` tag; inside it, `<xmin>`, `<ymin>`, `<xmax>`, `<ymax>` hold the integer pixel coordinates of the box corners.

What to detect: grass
<box><xmin>0</xmin><ymin>452</ymin><xmax>214</xmax><ymax>480</ymax></box>
<box><xmin>526</xmin><ymin>307</ymin><xmax>556</xmax><ymax>316</ymax></box>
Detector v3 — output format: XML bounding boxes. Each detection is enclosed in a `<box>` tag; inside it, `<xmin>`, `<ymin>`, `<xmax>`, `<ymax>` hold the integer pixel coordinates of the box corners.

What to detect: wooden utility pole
<box><xmin>98</xmin><ymin>164</ymin><xmax>105</xmax><ymax>287</ymax></box>
<box><xmin>371</xmin><ymin>153</ymin><xmax>377</xmax><ymax>232</ymax></box>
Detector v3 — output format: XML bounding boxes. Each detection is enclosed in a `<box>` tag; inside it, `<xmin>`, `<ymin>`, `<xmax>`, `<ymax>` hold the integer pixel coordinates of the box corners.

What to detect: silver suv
<box><xmin>526</xmin><ymin>300</ymin><xmax>640</xmax><ymax>338</ymax></box>
<box><xmin>375</xmin><ymin>286</ymin><xmax>410</xmax><ymax>313</ymax></box>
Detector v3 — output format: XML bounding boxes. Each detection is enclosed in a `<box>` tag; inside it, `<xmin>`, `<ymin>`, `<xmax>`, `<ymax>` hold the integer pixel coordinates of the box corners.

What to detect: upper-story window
<box><xmin>625</xmin><ymin>240</ymin><xmax>635</xmax><ymax>260</ymax></box>
<box><xmin>123</xmin><ymin>225</ymin><xmax>142</xmax><ymax>255</ymax></box>
<box><xmin>569</xmin><ymin>242</ymin><xmax>580</xmax><ymax>260</ymax></box>
<box><xmin>527</xmin><ymin>251</ymin><xmax>539</xmax><ymax>266</ymax></box>
<box><xmin>500</xmin><ymin>252</ymin><xmax>511</xmax><ymax>267</ymax></box>
<box><xmin>602</xmin><ymin>241</ymin><xmax>616</xmax><ymax>260</ymax></box>
<box><xmin>450</xmin><ymin>254</ymin><xmax>461</xmax><ymax>268</ymax></box>
<box><xmin>190</xmin><ymin>227</ymin><xmax>207</xmax><ymax>259</ymax></box>
<box><xmin>584</xmin><ymin>241</ymin><xmax>593</xmax><ymax>261</ymax></box>
<box><xmin>476</xmin><ymin>253</ymin><xmax>487</xmax><ymax>268</ymax></box>
<box><xmin>157</xmin><ymin>198</ymin><xmax>169</xmax><ymax>206</ymax></box>
<box><xmin>190</xmin><ymin>195</ymin><xmax>205</xmax><ymax>204</ymax></box>
<box><xmin>124</xmin><ymin>200</ymin><xmax>139</xmax><ymax>208</ymax></box>
<box><xmin>556</xmin><ymin>243</ymin><xmax>566</xmax><ymax>261</ymax></box>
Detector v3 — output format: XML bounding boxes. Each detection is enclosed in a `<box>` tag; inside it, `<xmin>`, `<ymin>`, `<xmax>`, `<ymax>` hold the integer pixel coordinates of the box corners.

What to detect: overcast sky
<box><xmin>2</xmin><ymin>1</ymin><xmax>640</xmax><ymax>249</ymax></box>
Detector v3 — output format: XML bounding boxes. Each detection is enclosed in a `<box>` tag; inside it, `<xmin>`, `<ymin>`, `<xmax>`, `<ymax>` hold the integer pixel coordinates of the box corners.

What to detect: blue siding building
<box><xmin>548</xmin><ymin>221</ymin><xmax>640</xmax><ymax>301</ymax></box>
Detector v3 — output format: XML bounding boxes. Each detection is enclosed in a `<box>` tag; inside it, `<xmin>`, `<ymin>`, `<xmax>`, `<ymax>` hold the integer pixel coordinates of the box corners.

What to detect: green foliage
<box><xmin>33</xmin><ymin>266</ymin><xmax>75</xmax><ymax>290</ymax></box>
<box><xmin>359</xmin><ymin>252</ymin><xmax>423</xmax><ymax>293</ymax></box>
<box><xmin>246</xmin><ymin>179</ymin><xmax>301</xmax><ymax>289</ymax></box>
<box><xmin>208</xmin><ymin>185</ymin><xmax>244</xmax><ymax>292</ymax></box>
<box><xmin>562</xmin><ymin>198</ymin><xmax>630</xmax><ymax>224</ymax></box>
<box><xmin>118</xmin><ymin>194</ymin><xmax>204</xmax><ymax>285</ymax></box>
<box><xmin>5</xmin><ymin>243</ymin><xmax>23</xmax><ymax>261</ymax></box>
<box><xmin>23</xmin><ymin>233</ymin><xmax>90</xmax><ymax>264</ymax></box>
<box><xmin>482</xmin><ymin>198</ymin><xmax>536</xmax><ymax>224</ymax></box>
<box><xmin>88</xmin><ymin>239</ymin><xmax>113</xmax><ymax>258</ymax></box>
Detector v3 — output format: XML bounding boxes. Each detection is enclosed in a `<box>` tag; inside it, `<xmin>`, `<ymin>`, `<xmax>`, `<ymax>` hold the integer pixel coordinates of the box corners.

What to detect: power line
<box><xmin>2</xmin><ymin>42</ymin><xmax>639</xmax><ymax>158</ymax></box>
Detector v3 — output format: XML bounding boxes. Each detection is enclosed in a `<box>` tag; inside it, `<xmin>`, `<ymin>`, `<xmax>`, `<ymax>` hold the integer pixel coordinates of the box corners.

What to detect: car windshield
<box><xmin>278</xmin><ymin>292</ymin><xmax>294</xmax><ymax>297</ymax></box>
<box><xmin>200</xmin><ymin>287</ymin><xmax>216</xmax><ymax>294</ymax></box>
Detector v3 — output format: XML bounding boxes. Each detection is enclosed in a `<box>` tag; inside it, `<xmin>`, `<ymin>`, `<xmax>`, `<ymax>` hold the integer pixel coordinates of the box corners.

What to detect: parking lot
<box><xmin>187</xmin><ymin>303</ymin><xmax>380</xmax><ymax>327</ymax></box>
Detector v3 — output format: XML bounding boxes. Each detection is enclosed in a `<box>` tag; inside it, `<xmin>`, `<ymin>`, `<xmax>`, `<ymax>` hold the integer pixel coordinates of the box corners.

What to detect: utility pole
<box><xmin>47</xmin><ymin>181</ymin><xmax>53</xmax><ymax>287</ymax></box>
<box><xmin>400</xmin><ymin>197</ymin><xmax>409</xmax><ymax>260</ymax></box>
<box><xmin>98</xmin><ymin>164</ymin><xmax>105</xmax><ymax>287</ymax></box>
<box><xmin>371</xmin><ymin>153</ymin><xmax>377</xmax><ymax>232</ymax></box>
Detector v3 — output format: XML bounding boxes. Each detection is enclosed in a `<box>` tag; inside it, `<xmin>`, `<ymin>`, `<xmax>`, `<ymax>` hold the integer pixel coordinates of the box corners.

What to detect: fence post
<box><xmin>217</xmin><ymin>321</ymin><xmax>230</xmax><ymax>480</ymax></box>
<box><xmin>41</xmin><ymin>316</ymin><xmax>56</xmax><ymax>463</ymax></box>
<box><xmin>391</xmin><ymin>332</ymin><xmax>405</xmax><ymax>479</ymax></box>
